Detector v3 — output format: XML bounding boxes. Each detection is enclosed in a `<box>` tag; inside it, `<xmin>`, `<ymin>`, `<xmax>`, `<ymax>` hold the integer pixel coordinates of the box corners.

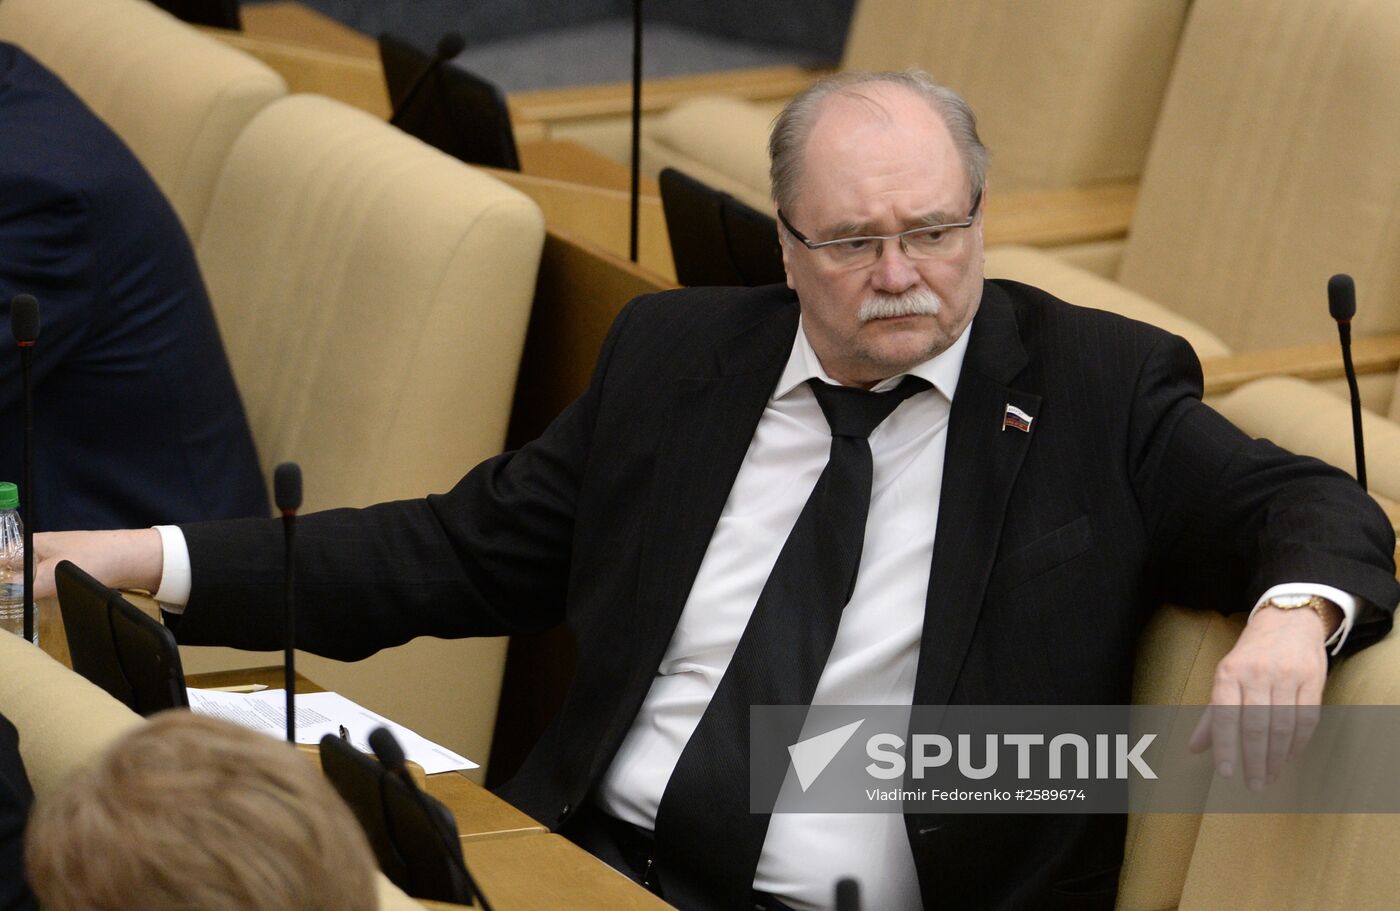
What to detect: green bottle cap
<box><xmin>0</xmin><ymin>482</ymin><xmax>16</xmax><ymax>511</ymax></box>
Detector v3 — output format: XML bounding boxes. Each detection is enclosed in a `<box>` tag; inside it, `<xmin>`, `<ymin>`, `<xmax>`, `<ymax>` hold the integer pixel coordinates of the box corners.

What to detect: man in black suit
<box><xmin>35</xmin><ymin>71</ymin><xmax>1399</xmax><ymax>909</ymax></box>
<box><xmin>0</xmin><ymin>42</ymin><xmax>267</xmax><ymax>530</ymax></box>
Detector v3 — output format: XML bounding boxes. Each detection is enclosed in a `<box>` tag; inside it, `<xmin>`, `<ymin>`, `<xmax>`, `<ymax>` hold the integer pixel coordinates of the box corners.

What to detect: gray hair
<box><xmin>768</xmin><ymin>69</ymin><xmax>988</xmax><ymax>216</ymax></box>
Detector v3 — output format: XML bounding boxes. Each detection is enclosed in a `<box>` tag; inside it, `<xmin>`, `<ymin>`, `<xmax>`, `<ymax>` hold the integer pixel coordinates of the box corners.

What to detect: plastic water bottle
<box><xmin>0</xmin><ymin>481</ymin><xmax>27</xmax><ymax>639</ymax></box>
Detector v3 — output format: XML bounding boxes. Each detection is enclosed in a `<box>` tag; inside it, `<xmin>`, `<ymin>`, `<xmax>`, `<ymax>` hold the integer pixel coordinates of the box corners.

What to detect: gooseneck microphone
<box><xmin>1328</xmin><ymin>274</ymin><xmax>1366</xmax><ymax>491</ymax></box>
<box><xmin>389</xmin><ymin>32</ymin><xmax>467</xmax><ymax>127</ymax></box>
<box><xmin>835</xmin><ymin>877</ymin><xmax>861</xmax><ymax>911</ymax></box>
<box><xmin>274</xmin><ymin>462</ymin><xmax>302</xmax><ymax>742</ymax></box>
<box><xmin>368</xmin><ymin>726</ymin><xmax>412</xmax><ymax>783</ymax></box>
<box><xmin>10</xmin><ymin>294</ymin><xmax>39</xmax><ymax>643</ymax></box>
<box><xmin>628</xmin><ymin>0</ymin><xmax>642</xmax><ymax>263</ymax></box>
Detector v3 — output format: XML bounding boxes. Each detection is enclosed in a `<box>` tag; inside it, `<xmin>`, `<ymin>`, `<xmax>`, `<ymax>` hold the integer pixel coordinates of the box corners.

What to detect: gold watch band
<box><xmin>1264</xmin><ymin>595</ymin><xmax>1342</xmax><ymax>637</ymax></box>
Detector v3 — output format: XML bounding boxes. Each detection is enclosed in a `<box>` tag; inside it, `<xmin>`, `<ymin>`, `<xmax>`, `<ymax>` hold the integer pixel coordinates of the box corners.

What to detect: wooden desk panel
<box><xmin>186</xmin><ymin>665</ymin><xmax>320</xmax><ymax>692</ymax></box>
<box><xmin>422</xmin><ymin>772</ymin><xmax>547</xmax><ymax>843</ymax></box>
<box><xmin>462</xmin><ymin>835</ymin><xmax>674</xmax><ymax>911</ymax></box>
<box><xmin>240</xmin><ymin>2</ymin><xmax>378</xmax><ymax>58</ymax></box>
<box><xmin>983</xmin><ymin>182</ymin><xmax>1137</xmax><ymax>248</ymax></box>
<box><xmin>207</xmin><ymin>28</ymin><xmax>392</xmax><ymax>119</ymax></box>
<box><xmin>505</xmin><ymin>229</ymin><xmax>673</xmax><ymax>449</ymax></box>
<box><xmin>519</xmin><ymin>140</ymin><xmax>659</xmax><ymax>196</ymax></box>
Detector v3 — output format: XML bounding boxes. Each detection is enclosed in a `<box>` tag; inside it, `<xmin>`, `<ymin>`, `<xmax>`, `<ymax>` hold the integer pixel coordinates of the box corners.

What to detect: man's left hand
<box><xmin>1187</xmin><ymin>604</ymin><xmax>1335</xmax><ymax>790</ymax></box>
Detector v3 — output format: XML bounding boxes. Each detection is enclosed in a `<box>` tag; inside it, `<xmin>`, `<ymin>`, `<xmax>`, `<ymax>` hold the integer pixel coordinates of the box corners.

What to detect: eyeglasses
<box><xmin>777</xmin><ymin>187</ymin><xmax>983</xmax><ymax>270</ymax></box>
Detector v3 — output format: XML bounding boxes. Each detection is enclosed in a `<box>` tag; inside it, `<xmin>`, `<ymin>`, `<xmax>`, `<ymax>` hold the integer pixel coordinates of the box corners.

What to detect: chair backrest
<box><xmin>1118</xmin><ymin>0</ymin><xmax>1400</xmax><ymax>351</ymax></box>
<box><xmin>660</xmin><ymin>167</ymin><xmax>785</xmax><ymax>287</ymax></box>
<box><xmin>150</xmin><ymin>0</ymin><xmax>241</xmax><ymax>30</ymax></box>
<box><xmin>379</xmin><ymin>31</ymin><xmax>520</xmax><ymax>172</ymax></box>
<box><xmin>55</xmin><ymin>561</ymin><xmax>189</xmax><ymax>717</ymax></box>
<box><xmin>842</xmin><ymin>0</ymin><xmax>1190</xmax><ymax>191</ymax></box>
<box><xmin>0</xmin><ymin>0</ymin><xmax>285</xmax><ymax>239</ymax></box>
<box><xmin>195</xmin><ymin>93</ymin><xmax>544</xmax><ymax>511</ymax></box>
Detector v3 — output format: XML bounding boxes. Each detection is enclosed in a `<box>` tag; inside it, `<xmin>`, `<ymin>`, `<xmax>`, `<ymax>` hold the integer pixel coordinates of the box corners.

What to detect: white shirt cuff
<box><xmin>1248</xmin><ymin>583</ymin><xmax>1358</xmax><ymax>656</ymax></box>
<box><xmin>152</xmin><ymin>525</ymin><xmax>192</xmax><ymax>612</ymax></box>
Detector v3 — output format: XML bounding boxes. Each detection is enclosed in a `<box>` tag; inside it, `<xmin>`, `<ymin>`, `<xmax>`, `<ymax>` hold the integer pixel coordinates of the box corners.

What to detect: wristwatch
<box><xmin>1260</xmin><ymin>594</ymin><xmax>1342</xmax><ymax>635</ymax></box>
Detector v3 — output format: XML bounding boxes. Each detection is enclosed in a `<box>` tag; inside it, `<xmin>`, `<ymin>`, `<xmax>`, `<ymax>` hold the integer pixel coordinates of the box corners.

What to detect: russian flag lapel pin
<box><xmin>1002</xmin><ymin>403</ymin><xmax>1034</xmax><ymax>433</ymax></box>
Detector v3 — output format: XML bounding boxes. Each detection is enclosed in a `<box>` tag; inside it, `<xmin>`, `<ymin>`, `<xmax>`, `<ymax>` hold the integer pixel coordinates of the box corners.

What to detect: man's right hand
<box><xmin>33</xmin><ymin>529</ymin><xmax>164</xmax><ymax>599</ymax></box>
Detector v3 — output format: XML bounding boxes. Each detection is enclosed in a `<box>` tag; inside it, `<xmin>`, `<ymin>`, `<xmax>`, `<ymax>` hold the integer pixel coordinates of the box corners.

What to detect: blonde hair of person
<box><xmin>25</xmin><ymin>710</ymin><xmax>378</xmax><ymax>911</ymax></box>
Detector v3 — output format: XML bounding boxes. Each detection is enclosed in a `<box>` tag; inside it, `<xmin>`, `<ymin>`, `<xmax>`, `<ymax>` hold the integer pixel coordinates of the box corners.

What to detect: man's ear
<box><xmin>776</xmin><ymin>210</ymin><xmax>797</xmax><ymax>290</ymax></box>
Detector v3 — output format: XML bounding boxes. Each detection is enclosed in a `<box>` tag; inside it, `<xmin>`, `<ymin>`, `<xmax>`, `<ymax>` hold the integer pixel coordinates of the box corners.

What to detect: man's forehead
<box><xmin>794</xmin><ymin>85</ymin><xmax>968</xmax><ymax>222</ymax></box>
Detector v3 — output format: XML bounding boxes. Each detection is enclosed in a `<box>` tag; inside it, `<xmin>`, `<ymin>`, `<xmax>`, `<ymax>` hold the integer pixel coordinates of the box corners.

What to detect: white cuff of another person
<box><xmin>152</xmin><ymin>524</ymin><xmax>192</xmax><ymax>612</ymax></box>
<box><xmin>1248</xmin><ymin>583</ymin><xmax>1357</xmax><ymax>656</ymax></box>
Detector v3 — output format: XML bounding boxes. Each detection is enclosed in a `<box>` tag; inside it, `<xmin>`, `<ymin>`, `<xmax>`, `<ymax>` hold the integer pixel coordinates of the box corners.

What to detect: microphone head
<box><xmin>368</xmin><ymin>727</ymin><xmax>408</xmax><ymax>772</ymax></box>
<box><xmin>273</xmin><ymin>462</ymin><xmax>302</xmax><ymax>513</ymax></box>
<box><xmin>9</xmin><ymin>294</ymin><xmax>40</xmax><ymax>344</ymax></box>
<box><xmin>834</xmin><ymin>878</ymin><xmax>860</xmax><ymax>911</ymax></box>
<box><xmin>1328</xmin><ymin>273</ymin><xmax>1356</xmax><ymax>322</ymax></box>
<box><xmin>435</xmin><ymin>31</ymin><xmax>465</xmax><ymax>60</ymax></box>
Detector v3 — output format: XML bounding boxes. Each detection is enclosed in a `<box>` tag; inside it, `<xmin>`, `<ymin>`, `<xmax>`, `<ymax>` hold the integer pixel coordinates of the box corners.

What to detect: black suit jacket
<box><xmin>174</xmin><ymin>281</ymin><xmax>1399</xmax><ymax>909</ymax></box>
<box><xmin>0</xmin><ymin>43</ymin><xmax>267</xmax><ymax>530</ymax></box>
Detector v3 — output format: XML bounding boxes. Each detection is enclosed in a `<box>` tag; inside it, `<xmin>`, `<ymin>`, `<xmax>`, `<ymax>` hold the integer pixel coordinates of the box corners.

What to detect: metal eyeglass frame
<box><xmin>777</xmin><ymin>187</ymin><xmax>984</xmax><ymax>262</ymax></box>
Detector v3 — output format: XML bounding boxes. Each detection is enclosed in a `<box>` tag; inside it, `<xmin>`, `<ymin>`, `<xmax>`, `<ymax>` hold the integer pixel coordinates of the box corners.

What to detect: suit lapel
<box><xmin>629</xmin><ymin>300</ymin><xmax>799</xmax><ymax>680</ymax></box>
<box><xmin>914</xmin><ymin>284</ymin><xmax>1040</xmax><ymax>706</ymax></box>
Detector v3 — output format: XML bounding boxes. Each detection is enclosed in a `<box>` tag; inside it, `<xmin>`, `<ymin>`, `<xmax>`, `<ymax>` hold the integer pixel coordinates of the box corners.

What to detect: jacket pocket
<box><xmin>987</xmin><ymin>515</ymin><xmax>1094</xmax><ymax>599</ymax></box>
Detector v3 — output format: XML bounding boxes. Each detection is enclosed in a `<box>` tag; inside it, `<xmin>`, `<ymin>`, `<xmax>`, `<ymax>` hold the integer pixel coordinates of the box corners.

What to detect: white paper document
<box><xmin>187</xmin><ymin>688</ymin><xmax>478</xmax><ymax>774</ymax></box>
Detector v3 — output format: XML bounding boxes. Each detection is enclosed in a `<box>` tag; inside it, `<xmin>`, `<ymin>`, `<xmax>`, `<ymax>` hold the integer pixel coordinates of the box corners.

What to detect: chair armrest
<box><xmin>1201</xmin><ymin>332</ymin><xmax>1400</xmax><ymax>397</ymax></box>
<box><xmin>983</xmin><ymin>182</ymin><xmax>1137</xmax><ymax>248</ymax></box>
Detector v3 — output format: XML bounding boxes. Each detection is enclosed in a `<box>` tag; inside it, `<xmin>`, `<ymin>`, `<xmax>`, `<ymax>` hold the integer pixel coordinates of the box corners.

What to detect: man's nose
<box><xmin>869</xmin><ymin>239</ymin><xmax>920</xmax><ymax>293</ymax></box>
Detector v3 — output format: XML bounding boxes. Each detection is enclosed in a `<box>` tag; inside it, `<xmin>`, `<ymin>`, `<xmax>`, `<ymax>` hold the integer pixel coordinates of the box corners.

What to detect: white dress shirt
<box><xmin>597</xmin><ymin>321</ymin><xmax>969</xmax><ymax>910</ymax></box>
<box><xmin>153</xmin><ymin>319</ymin><xmax>1359</xmax><ymax>911</ymax></box>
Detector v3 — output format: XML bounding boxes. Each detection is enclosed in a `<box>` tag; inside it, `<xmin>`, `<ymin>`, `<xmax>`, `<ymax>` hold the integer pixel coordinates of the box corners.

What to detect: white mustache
<box><xmin>857</xmin><ymin>288</ymin><xmax>942</xmax><ymax>322</ymax></box>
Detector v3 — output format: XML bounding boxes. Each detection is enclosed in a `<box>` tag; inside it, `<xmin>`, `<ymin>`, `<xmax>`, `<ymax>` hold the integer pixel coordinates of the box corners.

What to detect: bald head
<box><xmin>768</xmin><ymin>70</ymin><xmax>987</xmax><ymax>217</ymax></box>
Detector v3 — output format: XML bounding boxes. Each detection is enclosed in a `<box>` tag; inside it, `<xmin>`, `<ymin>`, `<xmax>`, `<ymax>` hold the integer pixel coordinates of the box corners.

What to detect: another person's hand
<box><xmin>32</xmin><ymin>529</ymin><xmax>164</xmax><ymax>600</ymax></box>
<box><xmin>1187</xmin><ymin>602</ymin><xmax>1336</xmax><ymax>790</ymax></box>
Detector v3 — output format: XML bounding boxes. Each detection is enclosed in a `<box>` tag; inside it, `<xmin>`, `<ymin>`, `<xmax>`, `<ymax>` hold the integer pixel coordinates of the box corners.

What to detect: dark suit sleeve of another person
<box><xmin>1124</xmin><ymin>319</ymin><xmax>1398</xmax><ymax>651</ymax></box>
<box><xmin>0</xmin><ymin>713</ymin><xmax>37</xmax><ymax>911</ymax></box>
<box><xmin>169</xmin><ymin>293</ymin><xmax>653</xmax><ymax>658</ymax></box>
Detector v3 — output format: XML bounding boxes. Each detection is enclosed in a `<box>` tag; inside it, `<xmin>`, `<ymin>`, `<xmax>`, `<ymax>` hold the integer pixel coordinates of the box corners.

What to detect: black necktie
<box><xmin>653</xmin><ymin>375</ymin><xmax>932</xmax><ymax>910</ymax></box>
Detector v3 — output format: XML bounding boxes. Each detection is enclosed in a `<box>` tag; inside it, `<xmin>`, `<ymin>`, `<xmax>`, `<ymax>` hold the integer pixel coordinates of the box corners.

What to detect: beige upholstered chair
<box><xmin>190</xmin><ymin>93</ymin><xmax>546</xmax><ymax>775</ymax></box>
<box><xmin>641</xmin><ymin>0</ymin><xmax>1190</xmax><ymax>210</ymax></box>
<box><xmin>0</xmin><ymin>632</ymin><xmax>429</xmax><ymax>911</ymax></box>
<box><xmin>0</xmin><ymin>0</ymin><xmax>286</xmax><ymax>239</ymax></box>
<box><xmin>986</xmin><ymin>0</ymin><xmax>1400</xmax><ymax>360</ymax></box>
<box><xmin>1119</xmin><ymin>596</ymin><xmax>1400</xmax><ymax>911</ymax></box>
<box><xmin>1170</xmin><ymin>622</ymin><xmax>1400</xmax><ymax>911</ymax></box>
<box><xmin>1121</xmin><ymin>591</ymin><xmax>1400</xmax><ymax>910</ymax></box>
